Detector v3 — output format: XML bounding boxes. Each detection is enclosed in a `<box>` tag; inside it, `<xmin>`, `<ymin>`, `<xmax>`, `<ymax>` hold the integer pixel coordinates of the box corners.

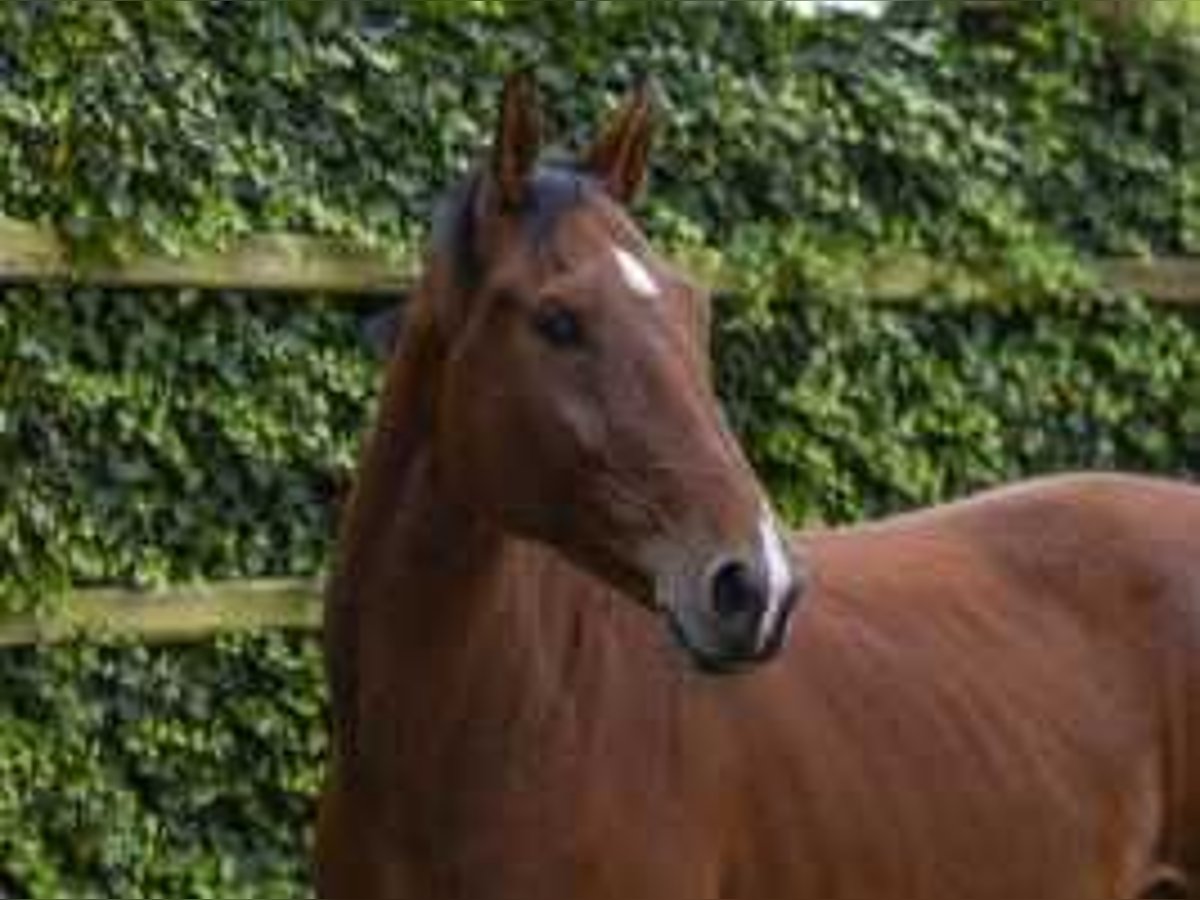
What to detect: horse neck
<box><xmin>326</xmin><ymin>314</ymin><xmax>593</xmax><ymax>774</ymax></box>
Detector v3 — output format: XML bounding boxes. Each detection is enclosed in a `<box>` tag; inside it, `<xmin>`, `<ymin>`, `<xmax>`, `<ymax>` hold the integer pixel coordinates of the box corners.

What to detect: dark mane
<box><xmin>431</xmin><ymin>163</ymin><xmax>596</xmax><ymax>292</ymax></box>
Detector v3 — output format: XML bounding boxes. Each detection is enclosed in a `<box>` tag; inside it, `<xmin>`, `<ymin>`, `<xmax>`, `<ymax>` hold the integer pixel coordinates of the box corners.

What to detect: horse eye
<box><xmin>532</xmin><ymin>304</ymin><xmax>584</xmax><ymax>348</ymax></box>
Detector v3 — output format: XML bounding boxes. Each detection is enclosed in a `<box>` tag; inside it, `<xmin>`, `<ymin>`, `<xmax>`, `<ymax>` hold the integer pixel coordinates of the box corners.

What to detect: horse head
<box><xmin>400</xmin><ymin>72</ymin><xmax>807</xmax><ymax>673</ymax></box>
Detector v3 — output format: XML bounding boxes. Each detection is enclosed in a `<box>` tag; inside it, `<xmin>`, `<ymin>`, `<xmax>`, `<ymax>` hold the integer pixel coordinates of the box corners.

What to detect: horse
<box><xmin>315</xmin><ymin>72</ymin><xmax>1200</xmax><ymax>900</ymax></box>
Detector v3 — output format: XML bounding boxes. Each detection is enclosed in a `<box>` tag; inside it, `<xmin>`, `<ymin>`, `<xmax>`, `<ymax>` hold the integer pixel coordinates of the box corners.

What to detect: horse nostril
<box><xmin>781</xmin><ymin>580</ymin><xmax>803</xmax><ymax>614</ymax></box>
<box><xmin>710</xmin><ymin>559</ymin><xmax>767</xmax><ymax>623</ymax></box>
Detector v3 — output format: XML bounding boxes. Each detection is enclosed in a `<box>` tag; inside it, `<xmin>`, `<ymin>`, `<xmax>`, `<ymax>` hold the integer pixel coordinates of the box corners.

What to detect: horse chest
<box><xmin>379</xmin><ymin>724</ymin><xmax>714</xmax><ymax>899</ymax></box>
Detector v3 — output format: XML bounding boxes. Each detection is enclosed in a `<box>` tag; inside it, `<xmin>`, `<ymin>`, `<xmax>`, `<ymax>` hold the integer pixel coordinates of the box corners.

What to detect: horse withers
<box><xmin>316</xmin><ymin>72</ymin><xmax>1200</xmax><ymax>899</ymax></box>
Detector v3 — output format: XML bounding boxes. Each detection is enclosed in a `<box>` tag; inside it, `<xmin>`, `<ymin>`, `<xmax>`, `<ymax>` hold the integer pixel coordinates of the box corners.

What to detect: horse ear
<box><xmin>486</xmin><ymin>69</ymin><xmax>542</xmax><ymax>212</ymax></box>
<box><xmin>582</xmin><ymin>78</ymin><xmax>658</xmax><ymax>205</ymax></box>
<box><xmin>361</xmin><ymin>303</ymin><xmax>405</xmax><ymax>360</ymax></box>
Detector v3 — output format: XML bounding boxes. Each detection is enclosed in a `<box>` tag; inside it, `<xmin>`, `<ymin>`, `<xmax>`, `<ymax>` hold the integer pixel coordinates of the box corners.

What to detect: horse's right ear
<box><xmin>361</xmin><ymin>304</ymin><xmax>405</xmax><ymax>360</ymax></box>
<box><xmin>581</xmin><ymin>78</ymin><xmax>658</xmax><ymax>205</ymax></box>
<box><xmin>483</xmin><ymin>70</ymin><xmax>542</xmax><ymax>213</ymax></box>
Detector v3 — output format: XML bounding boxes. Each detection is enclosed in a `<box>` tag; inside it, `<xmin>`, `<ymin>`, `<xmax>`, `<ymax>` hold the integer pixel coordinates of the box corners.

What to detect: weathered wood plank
<box><xmin>1100</xmin><ymin>257</ymin><xmax>1200</xmax><ymax>306</ymax></box>
<box><xmin>0</xmin><ymin>217</ymin><xmax>409</xmax><ymax>296</ymax></box>
<box><xmin>833</xmin><ymin>253</ymin><xmax>1200</xmax><ymax>306</ymax></box>
<box><xmin>0</xmin><ymin>579</ymin><xmax>322</xmax><ymax>646</ymax></box>
<box><xmin>0</xmin><ymin>217</ymin><xmax>1196</xmax><ymax>303</ymax></box>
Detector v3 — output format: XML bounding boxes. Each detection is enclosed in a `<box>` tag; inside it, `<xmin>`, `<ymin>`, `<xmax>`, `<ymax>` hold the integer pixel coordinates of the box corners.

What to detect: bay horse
<box><xmin>316</xmin><ymin>72</ymin><xmax>1200</xmax><ymax>899</ymax></box>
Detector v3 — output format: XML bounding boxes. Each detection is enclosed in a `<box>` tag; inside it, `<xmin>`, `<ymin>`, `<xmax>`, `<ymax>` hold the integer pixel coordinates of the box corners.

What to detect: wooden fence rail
<box><xmin>0</xmin><ymin>580</ymin><xmax>322</xmax><ymax>647</ymax></box>
<box><xmin>0</xmin><ymin>217</ymin><xmax>410</xmax><ymax>296</ymax></box>
<box><xmin>1</xmin><ymin>215</ymin><xmax>1198</xmax><ymax>303</ymax></box>
<box><xmin>3</xmin><ymin>217</ymin><xmax>1197</xmax><ymax>646</ymax></box>
<box><xmin>1097</xmin><ymin>257</ymin><xmax>1200</xmax><ymax>306</ymax></box>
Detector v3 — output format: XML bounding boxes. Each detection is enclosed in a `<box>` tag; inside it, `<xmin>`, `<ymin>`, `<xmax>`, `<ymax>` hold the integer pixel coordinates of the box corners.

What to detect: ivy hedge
<box><xmin>1</xmin><ymin>1</ymin><xmax>1198</xmax><ymax>897</ymax></box>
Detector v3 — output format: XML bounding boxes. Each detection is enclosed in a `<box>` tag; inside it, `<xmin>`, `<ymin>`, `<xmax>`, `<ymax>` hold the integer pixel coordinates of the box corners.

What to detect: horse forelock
<box><xmin>430</xmin><ymin>162</ymin><xmax>600</xmax><ymax>296</ymax></box>
<box><xmin>430</xmin><ymin>171</ymin><xmax>484</xmax><ymax>293</ymax></box>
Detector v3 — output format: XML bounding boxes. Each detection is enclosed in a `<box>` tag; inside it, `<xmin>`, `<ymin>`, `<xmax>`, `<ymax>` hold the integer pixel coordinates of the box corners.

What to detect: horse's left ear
<box><xmin>486</xmin><ymin>69</ymin><xmax>543</xmax><ymax>211</ymax></box>
<box><xmin>582</xmin><ymin>78</ymin><xmax>659</xmax><ymax>205</ymax></box>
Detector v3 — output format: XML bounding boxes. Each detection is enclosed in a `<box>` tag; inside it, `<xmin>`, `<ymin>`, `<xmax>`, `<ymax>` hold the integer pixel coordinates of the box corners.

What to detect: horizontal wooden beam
<box><xmin>814</xmin><ymin>252</ymin><xmax>1200</xmax><ymax>306</ymax></box>
<box><xmin>0</xmin><ymin>217</ymin><xmax>410</xmax><ymax>296</ymax></box>
<box><xmin>0</xmin><ymin>217</ymin><xmax>1196</xmax><ymax>304</ymax></box>
<box><xmin>0</xmin><ymin>579</ymin><xmax>322</xmax><ymax>647</ymax></box>
<box><xmin>1098</xmin><ymin>257</ymin><xmax>1200</xmax><ymax>306</ymax></box>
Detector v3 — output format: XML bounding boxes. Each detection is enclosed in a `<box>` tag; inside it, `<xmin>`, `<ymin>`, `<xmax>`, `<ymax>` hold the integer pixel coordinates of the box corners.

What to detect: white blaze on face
<box><xmin>757</xmin><ymin>509</ymin><xmax>795</xmax><ymax>647</ymax></box>
<box><xmin>613</xmin><ymin>246</ymin><xmax>660</xmax><ymax>299</ymax></box>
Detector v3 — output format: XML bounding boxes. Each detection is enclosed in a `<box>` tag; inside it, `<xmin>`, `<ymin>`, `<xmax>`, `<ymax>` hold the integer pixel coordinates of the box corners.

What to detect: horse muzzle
<box><xmin>657</xmin><ymin>519</ymin><xmax>808</xmax><ymax>674</ymax></box>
